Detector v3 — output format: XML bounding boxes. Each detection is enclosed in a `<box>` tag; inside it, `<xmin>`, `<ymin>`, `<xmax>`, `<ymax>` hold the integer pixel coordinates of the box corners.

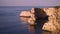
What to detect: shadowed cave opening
<box><xmin>34</xmin><ymin>8</ymin><xmax>49</xmax><ymax>28</ymax></box>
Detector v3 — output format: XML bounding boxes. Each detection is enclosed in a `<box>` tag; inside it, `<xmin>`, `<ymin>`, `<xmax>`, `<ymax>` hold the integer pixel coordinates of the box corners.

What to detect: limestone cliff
<box><xmin>20</xmin><ymin>7</ymin><xmax>60</xmax><ymax>33</ymax></box>
<box><xmin>31</xmin><ymin>7</ymin><xmax>60</xmax><ymax>33</ymax></box>
<box><xmin>42</xmin><ymin>7</ymin><xmax>60</xmax><ymax>34</ymax></box>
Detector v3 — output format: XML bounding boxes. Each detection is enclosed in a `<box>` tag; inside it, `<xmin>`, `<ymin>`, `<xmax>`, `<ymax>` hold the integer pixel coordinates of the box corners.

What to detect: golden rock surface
<box><xmin>20</xmin><ymin>7</ymin><xmax>60</xmax><ymax>33</ymax></box>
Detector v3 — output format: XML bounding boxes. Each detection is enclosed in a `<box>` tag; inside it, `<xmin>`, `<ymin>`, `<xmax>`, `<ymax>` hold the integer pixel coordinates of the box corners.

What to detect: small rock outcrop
<box><xmin>20</xmin><ymin>10</ymin><xmax>35</xmax><ymax>25</ymax></box>
<box><xmin>20</xmin><ymin>11</ymin><xmax>31</xmax><ymax>17</ymax></box>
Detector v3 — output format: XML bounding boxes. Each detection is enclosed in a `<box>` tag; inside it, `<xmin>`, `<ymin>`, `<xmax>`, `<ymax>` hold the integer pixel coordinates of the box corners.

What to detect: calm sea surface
<box><xmin>1</xmin><ymin>6</ymin><xmax>56</xmax><ymax>34</ymax></box>
<box><xmin>0</xmin><ymin>6</ymin><xmax>43</xmax><ymax>34</ymax></box>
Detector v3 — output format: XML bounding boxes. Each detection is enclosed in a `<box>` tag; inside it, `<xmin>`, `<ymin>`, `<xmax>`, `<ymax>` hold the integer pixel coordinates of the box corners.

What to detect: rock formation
<box><xmin>20</xmin><ymin>10</ymin><xmax>35</xmax><ymax>25</ymax></box>
<box><xmin>20</xmin><ymin>11</ymin><xmax>31</xmax><ymax>23</ymax></box>
<box><xmin>20</xmin><ymin>11</ymin><xmax>31</xmax><ymax>17</ymax></box>
<box><xmin>20</xmin><ymin>7</ymin><xmax>60</xmax><ymax>33</ymax></box>
<box><xmin>42</xmin><ymin>7</ymin><xmax>60</xmax><ymax>34</ymax></box>
<box><xmin>28</xmin><ymin>8</ymin><xmax>36</xmax><ymax>25</ymax></box>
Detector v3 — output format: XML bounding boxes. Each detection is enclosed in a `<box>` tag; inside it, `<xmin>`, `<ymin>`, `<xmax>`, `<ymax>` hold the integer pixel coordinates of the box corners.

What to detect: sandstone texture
<box><xmin>20</xmin><ymin>9</ymin><xmax>35</xmax><ymax>25</ymax></box>
<box><xmin>20</xmin><ymin>7</ymin><xmax>60</xmax><ymax>33</ymax></box>
<box><xmin>42</xmin><ymin>7</ymin><xmax>60</xmax><ymax>32</ymax></box>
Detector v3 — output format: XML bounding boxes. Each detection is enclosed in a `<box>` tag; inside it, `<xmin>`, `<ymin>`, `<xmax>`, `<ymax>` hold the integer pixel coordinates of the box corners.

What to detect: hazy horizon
<box><xmin>0</xmin><ymin>0</ymin><xmax>60</xmax><ymax>6</ymax></box>
<box><xmin>0</xmin><ymin>6</ymin><xmax>58</xmax><ymax>8</ymax></box>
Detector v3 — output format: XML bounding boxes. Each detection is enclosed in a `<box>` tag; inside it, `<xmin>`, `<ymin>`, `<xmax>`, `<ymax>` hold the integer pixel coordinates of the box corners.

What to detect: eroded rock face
<box><xmin>42</xmin><ymin>7</ymin><xmax>60</xmax><ymax>32</ymax></box>
<box><xmin>28</xmin><ymin>8</ymin><xmax>48</xmax><ymax>25</ymax></box>
<box><xmin>20</xmin><ymin>10</ymin><xmax>35</xmax><ymax>25</ymax></box>
<box><xmin>42</xmin><ymin>23</ymin><xmax>57</xmax><ymax>31</ymax></box>
<box><xmin>34</xmin><ymin>8</ymin><xmax>48</xmax><ymax>20</ymax></box>
<box><xmin>20</xmin><ymin>7</ymin><xmax>60</xmax><ymax>32</ymax></box>
<box><xmin>43</xmin><ymin>8</ymin><xmax>54</xmax><ymax>16</ymax></box>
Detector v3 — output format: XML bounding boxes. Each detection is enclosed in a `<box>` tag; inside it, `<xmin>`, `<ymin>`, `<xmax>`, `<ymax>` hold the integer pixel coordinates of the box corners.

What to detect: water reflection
<box><xmin>20</xmin><ymin>17</ymin><xmax>30</xmax><ymax>24</ymax></box>
<box><xmin>28</xmin><ymin>25</ymin><xmax>43</xmax><ymax>34</ymax></box>
<box><xmin>20</xmin><ymin>17</ymin><xmax>43</xmax><ymax>34</ymax></box>
<box><xmin>20</xmin><ymin>17</ymin><xmax>57</xmax><ymax>34</ymax></box>
<box><xmin>20</xmin><ymin>17</ymin><xmax>58</xmax><ymax>34</ymax></box>
<box><xmin>28</xmin><ymin>26</ymin><xmax>35</xmax><ymax>34</ymax></box>
<box><xmin>28</xmin><ymin>25</ymin><xmax>58</xmax><ymax>34</ymax></box>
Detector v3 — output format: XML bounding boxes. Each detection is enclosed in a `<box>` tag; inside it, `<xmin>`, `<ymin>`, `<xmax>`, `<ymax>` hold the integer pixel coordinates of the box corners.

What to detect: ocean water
<box><xmin>0</xmin><ymin>6</ymin><xmax>56</xmax><ymax>34</ymax></box>
<box><xmin>0</xmin><ymin>6</ymin><xmax>43</xmax><ymax>34</ymax></box>
<box><xmin>0</xmin><ymin>6</ymin><xmax>30</xmax><ymax>34</ymax></box>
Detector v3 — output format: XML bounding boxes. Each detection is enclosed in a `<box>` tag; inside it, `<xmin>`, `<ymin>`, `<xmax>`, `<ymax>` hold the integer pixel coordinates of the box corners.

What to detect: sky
<box><xmin>0</xmin><ymin>0</ymin><xmax>60</xmax><ymax>6</ymax></box>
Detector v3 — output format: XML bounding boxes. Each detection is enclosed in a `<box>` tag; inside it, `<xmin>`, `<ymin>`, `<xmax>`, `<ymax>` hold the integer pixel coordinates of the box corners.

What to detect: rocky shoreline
<box><xmin>20</xmin><ymin>6</ymin><xmax>60</xmax><ymax>34</ymax></box>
